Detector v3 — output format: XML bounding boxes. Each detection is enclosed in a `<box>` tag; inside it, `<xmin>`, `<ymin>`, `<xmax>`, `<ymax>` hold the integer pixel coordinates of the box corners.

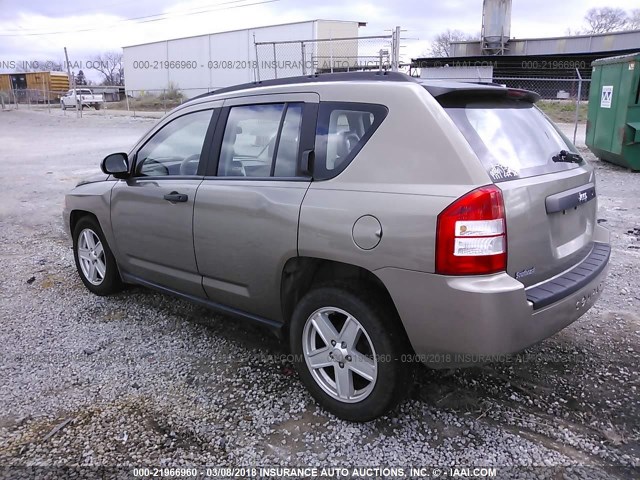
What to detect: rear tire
<box><xmin>61</xmin><ymin>101</ymin><xmax>66</xmax><ymax>110</ymax></box>
<box><xmin>290</xmin><ymin>283</ymin><xmax>412</xmax><ymax>421</ymax></box>
<box><xmin>72</xmin><ymin>216</ymin><xmax>122</xmax><ymax>296</ymax></box>
<box><xmin>95</xmin><ymin>103</ymin><xmax>102</xmax><ymax>110</ymax></box>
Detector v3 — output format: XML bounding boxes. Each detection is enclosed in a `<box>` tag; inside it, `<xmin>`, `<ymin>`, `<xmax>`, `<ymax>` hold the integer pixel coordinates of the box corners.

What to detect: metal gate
<box><xmin>253</xmin><ymin>27</ymin><xmax>402</xmax><ymax>81</ymax></box>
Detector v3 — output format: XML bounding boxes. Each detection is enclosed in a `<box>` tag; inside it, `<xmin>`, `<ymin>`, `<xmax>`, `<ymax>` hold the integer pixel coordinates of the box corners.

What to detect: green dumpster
<box><xmin>586</xmin><ymin>52</ymin><xmax>640</xmax><ymax>171</ymax></box>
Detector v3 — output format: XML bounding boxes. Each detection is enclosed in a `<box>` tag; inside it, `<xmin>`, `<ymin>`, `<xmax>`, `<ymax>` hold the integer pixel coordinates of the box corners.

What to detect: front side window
<box><xmin>136</xmin><ymin>110</ymin><xmax>213</xmax><ymax>177</ymax></box>
<box><xmin>314</xmin><ymin>102</ymin><xmax>387</xmax><ymax>180</ymax></box>
<box><xmin>217</xmin><ymin>103</ymin><xmax>303</xmax><ymax>177</ymax></box>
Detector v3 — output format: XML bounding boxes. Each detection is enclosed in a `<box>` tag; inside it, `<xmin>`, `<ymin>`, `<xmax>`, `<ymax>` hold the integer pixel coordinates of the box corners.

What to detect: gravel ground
<box><xmin>0</xmin><ymin>109</ymin><xmax>638</xmax><ymax>478</ymax></box>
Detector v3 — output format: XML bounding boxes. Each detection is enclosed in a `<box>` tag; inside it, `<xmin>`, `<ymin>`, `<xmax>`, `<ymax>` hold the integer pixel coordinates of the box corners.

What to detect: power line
<box><xmin>1</xmin><ymin>0</ymin><xmax>277</xmax><ymax>35</ymax></box>
<box><xmin>0</xmin><ymin>0</ymin><xmax>281</xmax><ymax>37</ymax></box>
<box><xmin>33</xmin><ymin>0</ymin><xmax>145</xmax><ymax>18</ymax></box>
<box><xmin>2</xmin><ymin>0</ymin><xmax>260</xmax><ymax>34</ymax></box>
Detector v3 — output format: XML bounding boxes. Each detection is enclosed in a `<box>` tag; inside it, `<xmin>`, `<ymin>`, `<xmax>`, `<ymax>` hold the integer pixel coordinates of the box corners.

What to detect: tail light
<box><xmin>435</xmin><ymin>185</ymin><xmax>507</xmax><ymax>275</ymax></box>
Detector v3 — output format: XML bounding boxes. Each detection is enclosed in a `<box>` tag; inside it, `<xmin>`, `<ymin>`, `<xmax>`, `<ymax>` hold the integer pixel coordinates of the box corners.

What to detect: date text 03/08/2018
<box><xmin>130</xmin><ymin>60</ymin><xmax>386</xmax><ymax>70</ymax></box>
<box><xmin>131</xmin><ymin>466</ymin><xmax>499</xmax><ymax>478</ymax></box>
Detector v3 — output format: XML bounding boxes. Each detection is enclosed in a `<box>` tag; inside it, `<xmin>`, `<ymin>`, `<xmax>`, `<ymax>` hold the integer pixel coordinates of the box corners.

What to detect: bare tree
<box><xmin>428</xmin><ymin>30</ymin><xmax>476</xmax><ymax>57</ymax></box>
<box><xmin>583</xmin><ymin>7</ymin><xmax>628</xmax><ymax>34</ymax></box>
<box><xmin>629</xmin><ymin>9</ymin><xmax>640</xmax><ymax>30</ymax></box>
<box><xmin>91</xmin><ymin>51</ymin><xmax>123</xmax><ymax>86</ymax></box>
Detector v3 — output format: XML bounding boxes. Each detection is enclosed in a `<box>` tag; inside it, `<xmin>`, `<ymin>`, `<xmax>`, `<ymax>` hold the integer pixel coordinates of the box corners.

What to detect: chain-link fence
<box><xmin>417</xmin><ymin>70</ymin><xmax>590</xmax><ymax>144</ymax></box>
<box><xmin>253</xmin><ymin>34</ymin><xmax>399</xmax><ymax>81</ymax></box>
<box><xmin>1</xmin><ymin>72</ymin><xmax>591</xmax><ymax>144</ymax></box>
<box><xmin>497</xmin><ymin>76</ymin><xmax>590</xmax><ymax>145</ymax></box>
<box><xmin>0</xmin><ymin>88</ymin><xmax>65</xmax><ymax>107</ymax></box>
<box><xmin>492</xmin><ymin>76</ymin><xmax>590</xmax><ymax>101</ymax></box>
<box><xmin>0</xmin><ymin>87</ymin><xmax>212</xmax><ymax>117</ymax></box>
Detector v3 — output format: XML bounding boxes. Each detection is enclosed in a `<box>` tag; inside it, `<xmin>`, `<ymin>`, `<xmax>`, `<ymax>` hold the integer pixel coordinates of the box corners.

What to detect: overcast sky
<box><xmin>0</xmin><ymin>0</ymin><xmax>635</xmax><ymax>80</ymax></box>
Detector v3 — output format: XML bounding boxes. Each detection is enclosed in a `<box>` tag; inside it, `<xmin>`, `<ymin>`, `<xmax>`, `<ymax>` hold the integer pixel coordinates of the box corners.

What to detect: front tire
<box><xmin>61</xmin><ymin>101</ymin><xmax>66</xmax><ymax>110</ymax></box>
<box><xmin>72</xmin><ymin>216</ymin><xmax>122</xmax><ymax>295</ymax></box>
<box><xmin>290</xmin><ymin>283</ymin><xmax>412</xmax><ymax>421</ymax></box>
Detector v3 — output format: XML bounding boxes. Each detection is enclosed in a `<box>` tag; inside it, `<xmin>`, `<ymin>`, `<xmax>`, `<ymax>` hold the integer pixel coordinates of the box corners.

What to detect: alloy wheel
<box><xmin>302</xmin><ymin>307</ymin><xmax>378</xmax><ymax>403</ymax></box>
<box><xmin>77</xmin><ymin>228</ymin><xmax>106</xmax><ymax>285</ymax></box>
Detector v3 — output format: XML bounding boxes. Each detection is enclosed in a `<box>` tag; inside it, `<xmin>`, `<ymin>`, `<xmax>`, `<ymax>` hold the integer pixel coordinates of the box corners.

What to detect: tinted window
<box><xmin>136</xmin><ymin>110</ymin><xmax>213</xmax><ymax>177</ymax></box>
<box><xmin>444</xmin><ymin>100</ymin><xmax>580</xmax><ymax>182</ymax></box>
<box><xmin>218</xmin><ymin>103</ymin><xmax>303</xmax><ymax>177</ymax></box>
<box><xmin>314</xmin><ymin>102</ymin><xmax>387</xmax><ymax>180</ymax></box>
<box><xmin>274</xmin><ymin>104</ymin><xmax>303</xmax><ymax>177</ymax></box>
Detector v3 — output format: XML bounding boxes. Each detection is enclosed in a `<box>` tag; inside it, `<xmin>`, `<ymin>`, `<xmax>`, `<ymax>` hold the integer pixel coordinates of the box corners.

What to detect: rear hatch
<box><xmin>437</xmin><ymin>87</ymin><xmax>596</xmax><ymax>287</ymax></box>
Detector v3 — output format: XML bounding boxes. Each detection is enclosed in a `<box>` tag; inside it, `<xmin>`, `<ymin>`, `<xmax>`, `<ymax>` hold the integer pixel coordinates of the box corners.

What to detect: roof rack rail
<box><xmin>192</xmin><ymin>71</ymin><xmax>417</xmax><ymax>100</ymax></box>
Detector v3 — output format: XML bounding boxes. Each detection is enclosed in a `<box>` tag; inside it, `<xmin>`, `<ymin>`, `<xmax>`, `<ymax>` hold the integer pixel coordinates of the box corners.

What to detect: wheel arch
<box><xmin>70</xmin><ymin>209</ymin><xmax>125</xmax><ymax>286</ymax></box>
<box><xmin>69</xmin><ymin>209</ymin><xmax>99</xmax><ymax>236</ymax></box>
<box><xmin>280</xmin><ymin>257</ymin><xmax>410</xmax><ymax>345</ymax></box>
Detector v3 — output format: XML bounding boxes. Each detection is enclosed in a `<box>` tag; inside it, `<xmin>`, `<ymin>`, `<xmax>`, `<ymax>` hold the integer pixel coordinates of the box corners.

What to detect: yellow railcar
<box><xmin>0</xmin><ymin>71</ymin><xmax>70</xmax><ymax>102</ymax></box>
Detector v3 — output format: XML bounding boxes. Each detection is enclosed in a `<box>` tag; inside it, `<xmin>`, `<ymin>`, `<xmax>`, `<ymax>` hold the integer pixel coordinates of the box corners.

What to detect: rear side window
<box><xmin>217</xmin><ymin>103</ymin><xmax>303</xmax><ymax>178</ymax></box>
<box><xmin>314</xmin><ymin>102</ymin><xmax>387</xmax><ymax>180</ymax></box>
<box><xmin>443</xmin><ymin>99</ymin><xmax>581</xmax><ymax>182</ymax></box>
<box><xmin>274</xmin><ymin>104</ymin><xmax>303</xmax><ymax>177</ymax></box>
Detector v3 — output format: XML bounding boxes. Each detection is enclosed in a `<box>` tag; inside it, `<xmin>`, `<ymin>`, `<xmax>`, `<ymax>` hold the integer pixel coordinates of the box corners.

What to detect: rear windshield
<box><xmin>443</xmin><ymin>99</ymin><xmax>581</xmax><ymax>182</ymax></box>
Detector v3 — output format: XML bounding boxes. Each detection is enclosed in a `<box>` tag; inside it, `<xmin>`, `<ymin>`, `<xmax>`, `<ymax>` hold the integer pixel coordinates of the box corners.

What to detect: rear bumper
<box><xmin>375</xmin><ymin>225</ymin><xmax>610</xmax><ymax>366</ymax></box>
<box><xmin>526</xmin><ymin>242</ymin><xmax>610</xmax><ymax>309</ymax></box>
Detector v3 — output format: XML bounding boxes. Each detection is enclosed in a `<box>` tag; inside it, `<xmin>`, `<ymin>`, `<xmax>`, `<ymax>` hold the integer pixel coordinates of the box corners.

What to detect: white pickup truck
<box><xmin>60</xmin><ymin>89</ymin><xmax>104</xmax><ymax>110</ymax></box>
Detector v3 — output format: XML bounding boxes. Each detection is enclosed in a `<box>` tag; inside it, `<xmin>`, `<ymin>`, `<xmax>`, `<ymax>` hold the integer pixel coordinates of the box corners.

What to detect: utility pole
<box><xmin>64</xmin><ymin>47</ymin><xmax>81</xmax><ymax>118</ymax></box>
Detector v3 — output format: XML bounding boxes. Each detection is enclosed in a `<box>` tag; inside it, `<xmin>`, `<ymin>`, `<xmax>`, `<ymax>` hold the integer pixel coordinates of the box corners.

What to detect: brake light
<box><xmin>507</xmin><ymin>89</ymin><xmax>527</xmax><ymax>98</ymax></box>
<box><xmin>435</xmin><ymin>185</ymin><xmax>507</xmax><ymax>275</ymax></box>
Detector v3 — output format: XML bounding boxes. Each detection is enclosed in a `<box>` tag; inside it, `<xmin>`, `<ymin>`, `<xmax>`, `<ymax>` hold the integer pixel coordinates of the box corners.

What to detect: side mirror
<box><xmin>101</xmin><ymin>152</ymin><xmax>129</xmax><ymax>178</ymax></box>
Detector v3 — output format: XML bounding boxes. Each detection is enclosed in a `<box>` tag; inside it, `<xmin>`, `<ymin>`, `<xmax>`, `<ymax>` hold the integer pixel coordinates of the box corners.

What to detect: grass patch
<box><xmin>537</xmin><ymin>100</ymin><xmax>588</xmax><ymax>124</ymax></box>
<box><xmin>110</xmin><ymin>96</ymin><xmax>185</xmax><ymax>112</ymax></box>
<box><xmin>110</xmin><ymin>85</ymin><xmax>186</xmax><ymax>112</ymax></box>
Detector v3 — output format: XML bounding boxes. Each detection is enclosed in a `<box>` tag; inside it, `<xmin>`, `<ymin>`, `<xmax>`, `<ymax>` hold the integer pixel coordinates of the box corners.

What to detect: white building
<box><xmin>420</xmin><ymin>66</ymin><xmax>494</xmax><ymax>83</ymax></box>
<box><xmin>123</xmin><ymin>20</ymin><xmax>364</xmax><ymax>98</ymax></box>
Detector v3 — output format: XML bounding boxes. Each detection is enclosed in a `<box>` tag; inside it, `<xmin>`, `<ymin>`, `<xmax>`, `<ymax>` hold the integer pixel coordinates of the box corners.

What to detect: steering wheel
<box><xmin>139</xmin><ymin>158</ymin><xmax>169</xmax><ymax>176</ymax></box>
<box><xmin>179</xmin><ymin>154</ymin><xmax>201</xmax><ymax>175</ymax></box>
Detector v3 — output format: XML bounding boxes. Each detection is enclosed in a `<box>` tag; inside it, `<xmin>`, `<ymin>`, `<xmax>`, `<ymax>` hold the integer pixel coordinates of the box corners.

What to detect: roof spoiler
<box><xmin>425</xmin><ymin>84</ymin><xmax>540</xmax><ymax>104</ymax></box>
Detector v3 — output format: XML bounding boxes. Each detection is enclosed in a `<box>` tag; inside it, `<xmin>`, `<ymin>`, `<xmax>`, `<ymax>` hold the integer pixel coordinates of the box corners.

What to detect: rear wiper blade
<box><xmin>552</xmin><ymin>150</ymin><xmax>583</xmax><ymax>164</ymax></box>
